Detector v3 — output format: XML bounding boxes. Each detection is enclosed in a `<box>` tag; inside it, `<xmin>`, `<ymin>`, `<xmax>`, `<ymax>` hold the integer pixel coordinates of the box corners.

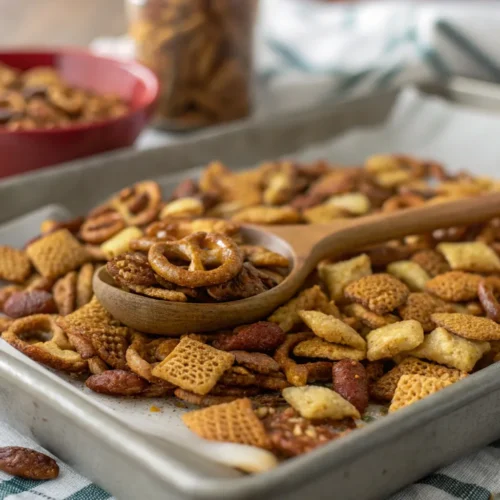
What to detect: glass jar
<box><xmin>126</xmin><ymin>0</ymin><xmax>258</xmax><ymax>130</ymax></box>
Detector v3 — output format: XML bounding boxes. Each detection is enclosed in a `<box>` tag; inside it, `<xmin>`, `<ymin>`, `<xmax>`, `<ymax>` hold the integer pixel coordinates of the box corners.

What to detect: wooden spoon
<box><xmin>94</xmin><ymin>193</ymin><xmax>500</xmax><ymax>334</ymax></box>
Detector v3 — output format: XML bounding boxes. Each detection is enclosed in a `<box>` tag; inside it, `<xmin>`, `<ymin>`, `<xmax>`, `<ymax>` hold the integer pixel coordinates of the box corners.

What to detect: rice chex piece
<box><xmin>283</xmin><ymin>385</ymin><xmax>360</xmax><ymax>420</ymax></box>
<box><xmin>182</xmin><ymin>398</ymin><xmax>270</xmax><ymax>448</ymax></box>
<box><xmin>366</xmin><ymin>320</ymin><xmax>424</xmax><ymax>361</ymax></box>
<box><xmin>0</xmin><ymin>246</ymin><xmax>31</xmax><ymax>283</ymax></box>
<box><xmin>293</xmin><ymin>337</ymin><xmax>365</xmax><ymax>361</ymax></box>
<box><xmin>437</xmin><ymin>241</ymin><xmax>500</xmax><ymax>273</ymax></box>
<box><xmin>317</xmin><ymin>254</ymin><xmax>372</xmax><ymax>301</ymax></box>
<box><xmin>26</xmin><ymin>229</ymin><xmax>89</xmax><ymax>279</ymax></box>
<box><xmin>408</xmin><ymin>326</ymin><xmax>489</xmax><ymax>372</ymax></box>
<box><xmin>298</xmin><ymin>310</ymin><xmax>366</xmax><ymax>350</ymax></box>
<box><xmin>389</xmin><ymin>374</ymin><xmax>454</xmax><ymax>412</ymax></box>
<box><xmin>411</xmin><ymin>249</ymin><xmax>450</xmax><ymax>277</ymax></box>
<box><xmin>152</xmin><ymin>337</ymin><xmax>234</xmax><ymax>395</ymax></box>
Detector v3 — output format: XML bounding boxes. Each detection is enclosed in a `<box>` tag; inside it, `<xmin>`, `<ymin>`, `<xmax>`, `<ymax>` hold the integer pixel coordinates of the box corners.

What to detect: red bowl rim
<box><xmin>0</xmin><ymin>47</ymin><xmax>159</xmax><ymax>136</ymax></box>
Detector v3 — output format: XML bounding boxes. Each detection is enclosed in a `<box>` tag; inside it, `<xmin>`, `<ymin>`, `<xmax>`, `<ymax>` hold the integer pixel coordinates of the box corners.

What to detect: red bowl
<box><xmin>0</xmin><ymin>49</ymin><xmax>159</xmax><ymax>179</ymax></box>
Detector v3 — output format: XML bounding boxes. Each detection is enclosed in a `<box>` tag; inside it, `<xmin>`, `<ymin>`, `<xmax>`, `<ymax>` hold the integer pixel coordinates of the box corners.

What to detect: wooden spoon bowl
<box><xmin>94</xmin><ymin>193</ymin><xmax>500</xmax><ymax>334</ymax></box>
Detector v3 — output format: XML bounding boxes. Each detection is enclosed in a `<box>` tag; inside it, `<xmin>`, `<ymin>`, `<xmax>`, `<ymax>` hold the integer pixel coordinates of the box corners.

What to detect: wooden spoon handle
<box><xmin>306</xmin><ymin>192</ymin><xmax>500</xmax><ymax>268</ymax></box>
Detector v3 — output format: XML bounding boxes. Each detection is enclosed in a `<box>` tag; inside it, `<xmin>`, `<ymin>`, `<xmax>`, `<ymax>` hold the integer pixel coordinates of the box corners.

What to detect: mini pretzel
<box><xmin>382</xmin><ymin>193</ymin><xmax>425</xmax><ymax>212</ymax></box>
<box><xmin>2</xmin><ymin>314</ymin><xmax>87</xmax><ymax>373</ymax></box>
<box><xmin>274</xmin><ymin>333</ymin><xmax>315</xmax><ymax>387</ymax></box>
<box><xmin>80</xmin><ymin>210</ymin><xmax>125</xmax><ymax>244</ymax></box>
<box><xmin>0</xmin><ymin>90</ymin><xmax>25</xmax><ymax>122</ymax></box>
<box><xmin>478</xmin><ymin>277</ymin><xmax>500</xmax><ymax>322</ymax></box>
<box><xmin>111</xmin><ymin>181</ymin><xmax>162</xmax><ymax>226</ymax></box>
<box><xmin>148</xmin><ymin>232</ymin><xmax>243</xmax><ymax>287</ymax></box>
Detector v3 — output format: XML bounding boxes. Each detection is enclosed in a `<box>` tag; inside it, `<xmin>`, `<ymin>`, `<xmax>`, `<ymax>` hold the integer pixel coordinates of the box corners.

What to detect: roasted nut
<box><xmin>213</xmin><ymin>322</ymin><xmax>285</xmax><ymax>352</ymax></box>
<box><xmin>86</xmin><ymin>370</ymin><xmax>149</xmax><ymax>396</ymax></box>
<box><xmin>3</xmin><ymin>290</ymin><xmax>57</xmax><ymax>318</ymax></box>
<box><xmin>332</xmin><ymin>359</ymin><xmax>369</xmax><ymax>413</ymax></box>
<box><xmin>0</xmin><ymin>447</ymin><xmax>59</xmax><ymax>480</ymax></box>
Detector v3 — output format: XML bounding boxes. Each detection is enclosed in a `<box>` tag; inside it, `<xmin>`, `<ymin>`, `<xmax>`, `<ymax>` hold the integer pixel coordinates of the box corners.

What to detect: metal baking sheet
<box><xmin>2</xmin><ymin>78</ymin><xmax>500</xmax><ymax>500</ymax></box>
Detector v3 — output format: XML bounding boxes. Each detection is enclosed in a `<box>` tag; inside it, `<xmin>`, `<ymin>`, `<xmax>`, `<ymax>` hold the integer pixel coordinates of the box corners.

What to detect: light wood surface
<box><xmin>94</xmin><ymin>193</ymin><xmax>500</xmax><ymax>335</ymax></box>
<box><xmin>0</xmin><ymin>0</ymin><xmax>126</xmax><ymax>47</ymax></box>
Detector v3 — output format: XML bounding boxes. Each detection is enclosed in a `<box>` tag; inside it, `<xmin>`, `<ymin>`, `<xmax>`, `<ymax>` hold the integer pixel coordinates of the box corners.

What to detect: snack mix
<box><xmin>0</xmin><ymin>63</ymin><xmax>128</xmax><ymax>130</ymax></box>
<box><xmin>3</xmin><ymin>153</ymin><xmax>500</xmax><ymax>465</ymax></box>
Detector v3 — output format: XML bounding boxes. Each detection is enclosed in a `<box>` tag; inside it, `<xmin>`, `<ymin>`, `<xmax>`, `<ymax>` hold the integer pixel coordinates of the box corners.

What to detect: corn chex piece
<box><xmin>293</xmin><ymin>337</ymin><xmax>365</xmax><ymax>361</ymax></box>
<box><xmin>437</xmin><ymin>242</ymin><xmax>500</xmax><ymax>273</ymax></box>
<box><xmin>318</xmin><ymin>254</ymin><xmax>372</xmax><ymax>302</ymax></box>
<box><xmin>366</xmin><ymin>320</ymin><xmax>424</xmax><ymax>361</ymax></box>
<box><xmin>326</xmin><ymin>193</ymin><xmax>371</xmax><ymax>215</ymax></box>
<box><xmin>152</xmin><ymin>337</ymin><xmax>234</xmax><ymax>395</ymax></box>
<box><xmin>182</xmin><ymin>398</ymin><xmax>270</xmax><ymax>449</ymax></box>
<box><xmin>364</xmin><ymin>154</ymin><xmax>400</xmax><ymax>173</ymax></box>
<box><xmin>371</xmin><ymin>357</ymin><xmax>463</xmax><ymax>401</ymax></box>
<box><xmin>283</xmin><ymin>386</ymin><xmax>360</xmax><ymax>420</ymax></box>
<box><xmin>344</xmin><ymin>273</ymin><xmax>409</xmax><ymax>315</ymax></box>
<box><xmin>425</xmin><ymin>271</ymin><xmax>481</xmax><ymax>302</ymax></box>
<box><xmin>431</xmin><ymin>313</ymin><xmax>500</xmax><ymax>341</ymax></box>
<box><xmin>0</xmin><ymin>246</ymin><xmax>32</xmax><ymax>283</ymax></box>
<box><xmin>26</xmin><ymin>229</ymin><xmax>89</xmax><ymax>279</ymax></box>
<box><xmin>268</xmin><ymin>285</ymin><xmax>337</xmax><ymax>332</ymax></box>
<box><xmin>386</xmin><ymin>261</ymin><xmax>430</xmax><ymax>292</ymax></box>
<box><xmin>389</xmin><ymin>374</ymin><xmax>454</xmax><ymax>412</ymax></box>
<box><xmin>408</xmin><ymin>327</ymin><xmax>490</xmax><ymax>372</ymax></box>
<box><xmin>370</xmin><ymin>357</ymin><xmax>466</xmax><ymax>401</ymax></box>
<box><xmin>298</xmin><ymin>310</ymin><xmax>366</xmax><ymax>350</ymax></box>
<box><xmin>100</xmin><ymin>226</ymin><xmax>143</xmax><ymax>259</ymax></box>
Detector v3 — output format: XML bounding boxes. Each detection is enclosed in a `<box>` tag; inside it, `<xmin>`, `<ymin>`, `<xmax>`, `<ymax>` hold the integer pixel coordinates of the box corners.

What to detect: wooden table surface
<box><xmin>0</xmin><ymin>0</ymin><xmax>127</xmax><ymax>47</ymax></box>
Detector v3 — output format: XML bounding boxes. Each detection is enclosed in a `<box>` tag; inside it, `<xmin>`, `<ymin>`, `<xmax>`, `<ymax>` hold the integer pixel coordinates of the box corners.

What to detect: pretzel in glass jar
<box><xmin>148</xmin><ymin>231</ymin><xmax>243</xmax><ymax>287</ymax></box>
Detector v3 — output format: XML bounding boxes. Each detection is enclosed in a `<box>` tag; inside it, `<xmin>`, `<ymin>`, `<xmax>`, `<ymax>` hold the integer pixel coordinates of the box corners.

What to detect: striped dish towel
<box><xmin>5</xmin><ymin>1</ymin><xmax>500</xmax><ymax>498</ymax></box>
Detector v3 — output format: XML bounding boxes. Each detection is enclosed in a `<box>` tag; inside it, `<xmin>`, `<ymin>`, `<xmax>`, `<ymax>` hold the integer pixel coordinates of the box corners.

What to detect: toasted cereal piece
<box><xmin>152</xmin><ymin>337</ymin><xmax>234</xmax><ymax>395</ymax></box>
<box><xmin>408</xmin><ymin>326</ymin><xmax>489</xmax><ymax>372</ymax></box>
<box><xmin>364</xmin><ymin>154</ymin><xmax>400</xmax><ymax>173</ymax></box>
<box><xmin>344</xmin><ymin>273</ymin><xmax>409</xmax><ymax>315</ymax></box>
<box><xmin>293</xmin><ymin>338</ymin><xmax>365</xmax><ymax>361</ymax></box>
<box><xmin>0</xmin><ymin>246</ymin><xmax>31</xmax><ymax>283</ymax></box>
<box><xmin>374</xmin><ymin>169</ymin><xmax>412</xmax><ymax>188</ymax></box>
<box><xmin>100</xmin><ymin>226</ymin><xmax>143</xmax><ymax>259</ymax></box>
<box><xmin>343</xmin><ymin>303</ymin><xmax>398</xmax><ymax>330</ymax></box>
<box><xmin>326</xmin><ymin>193</ymin><xmax>371</xmax><ymax>215</ymax></box>
<box><xmin>182</xmin><ymin>398</ymin><xmax>270</xmax><ymax>448</ymax></box>
<box><xmin>53</xmin><ymin>271</ymin><xmax>77</xmax><ymax>316</ymax></box>
<box><xmin>76</xmin><ymin>263</ymin><xmax>95</xmax><ymax>308</ymax></box>
<box><xmin>231</xmin><ymin>206</ymin><xmax>301</xmax><ymax>225</ymax></box>
<box><xmin>411</xmin><ymin>249</ymin><xmax>450</xmax><ymax>277</ymax></box>
<box><xmin>303</xmin><ymin>203</ymin><xmax>345</xmax><ymax>223</ymax></box>
<box><xmin>268</xmin><ymin>285</ymin><xmax>333</xmax><ymax>333</ymax></box>
<box><xmin>389</xmin><ymin>374</ymin><xmax>454</xmax><ymax>412</ymax></box>
<box><xmin>386</xmin><ymin>261</ymin><xmax>430</xmax><ymax>292</ymax></box>
<box><xmin>160</xmin><ymin>198</ymin><xmax>204</xmax><ymax>219</ymax></box>
<box><xmin>318</xmin><ymin>254</ymin><xmax>372</xmax><ymax>302</ymax></box>
<box><xmin>431</xmin><ymin>313</ymin><xmax>500</xmax><ymax>341</ymax></box>
<box><xmin>26</xmin><ymin>229</ymin><xmax>89</xmax><ymax>279</ymax></box>
<box><xmin>298</xmin><ymin>310</ymin><xmax>366</xmax><ymax>350</ymax></box>
<box><xmin>89</xmin><ymin>326</ymin><xmax>130</xmax><ymax>370</ymax></box>
<box><xmin>2</xmin><ymin>314</ymin><xmax>86</xmax><ymax>372</ymax></box>
<box><xmin>282</xmin><ymin>386</ymin><xmax>360</xmax><ymax>420</ymax></box>
<box><xmin>240</xmin><ymin>245</ymin><xmax>289</xmax><ymax>268</ymax></box>
<box><xmin>437</xmin><ymin>242</ymin><xmax>500</xmax><ymax>273</ymax></box>
<box><xmin>425</xmin><ymin>271</ymin><xmax>481</xmax><ymax>302</ymax></box>
<box><xmin>366</xmin><ymin>320</ymin><xmax>424</xmax><ymax>361</ymax></box>
<box><xmin>370</xmin><ymin>356</ymin><xmax>466</xmax><ymax>401</ymax></box>
<box><xmin>398</xmin><ymin>293</ymin><xmax>453</xmax><ymax>332</ymax></box>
